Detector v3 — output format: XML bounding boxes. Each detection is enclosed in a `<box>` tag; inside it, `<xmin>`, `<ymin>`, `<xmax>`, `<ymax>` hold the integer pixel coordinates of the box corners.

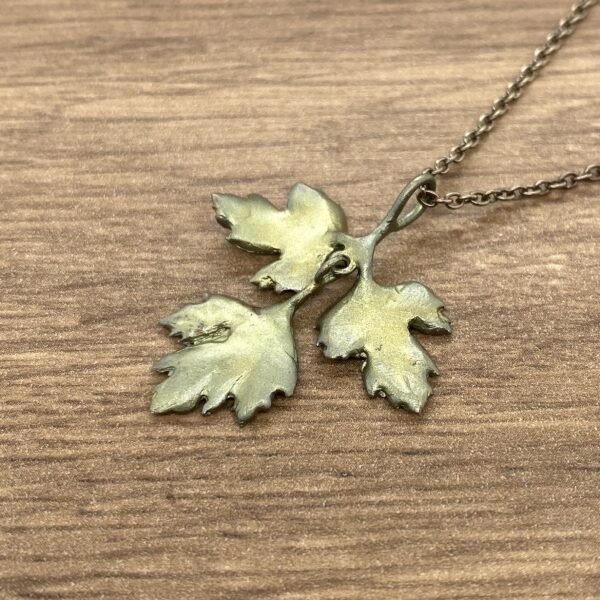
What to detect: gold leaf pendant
<box><xmin>153</xmin><ymin>175</ymin><xmax>451</xmax><ymax>423</ymax></box>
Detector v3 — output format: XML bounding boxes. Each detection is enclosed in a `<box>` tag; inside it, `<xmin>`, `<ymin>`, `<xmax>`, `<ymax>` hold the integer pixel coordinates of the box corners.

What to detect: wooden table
<box><xmin>2</xmin><ymin>1</ymin><xmax>598</xmax><ymax>598</ymax></box>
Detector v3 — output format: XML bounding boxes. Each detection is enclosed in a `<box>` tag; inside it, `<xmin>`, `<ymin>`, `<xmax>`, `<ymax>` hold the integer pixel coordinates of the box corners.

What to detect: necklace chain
<box><xmin>420</xmin><ymin>0</ymin><xmax>599</xmax><ymax>209</ymax></box>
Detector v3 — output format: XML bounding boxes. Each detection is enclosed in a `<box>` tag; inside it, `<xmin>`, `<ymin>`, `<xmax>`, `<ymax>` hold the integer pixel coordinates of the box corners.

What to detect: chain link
<box><xmin>420</xmin><ymin>0</ymin><xmax>598</xmax><ymax>208</ymax></box>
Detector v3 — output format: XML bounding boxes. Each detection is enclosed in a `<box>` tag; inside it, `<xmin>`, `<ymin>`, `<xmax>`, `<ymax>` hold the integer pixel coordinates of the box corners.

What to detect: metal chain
<box><xmin>420</xmin><ymin>0</ymin><xmax>599</xmax><ymax>209</ymax></box>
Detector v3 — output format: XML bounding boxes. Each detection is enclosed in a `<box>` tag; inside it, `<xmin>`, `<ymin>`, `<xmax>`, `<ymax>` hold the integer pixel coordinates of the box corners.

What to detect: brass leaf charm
<box><xmin>213</xmin><ymin>183</ymin><xmax>347</xmax><ymax>292</ymax></box>
<box><xmin>152</xmin><ymin>295</ymin><xmax>298</xmax><ymax>423</ymax></box>
<box><xmin>153</xmin><ymin>174</ymin><xmax>452</xmax><ymax>423</ymax></box>
<box><xmin>317</xmin><ymin>276</ymin><xmax>451</xmax><ymax>413</ymax></box>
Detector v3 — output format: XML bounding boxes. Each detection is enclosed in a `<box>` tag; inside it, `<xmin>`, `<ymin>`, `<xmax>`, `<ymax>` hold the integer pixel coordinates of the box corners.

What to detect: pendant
<box><xmin>152</xmin><ymin>174</ymin><xmax>451</xmax><ymax>423</ymax></box>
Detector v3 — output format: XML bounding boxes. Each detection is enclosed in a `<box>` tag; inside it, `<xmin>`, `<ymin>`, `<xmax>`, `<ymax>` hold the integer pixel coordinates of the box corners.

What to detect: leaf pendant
<box><xmin>153</xmin><ymin>174</ymin><xmax>451</xmax><ymax>423</ymax></box>
<box><xmin>213</xmin><ymin>183</ymin><xmax>347</xmax><ymax>293</ymax></box>
<box><xmin>318</xmin><ymin>277</ymin><xmax>451</xmax><ymax>413</ymax></box>
<box><xmin>153</xmin><ymin>292</ymin><xmax>306</xmax><ymax>423</ymax></box>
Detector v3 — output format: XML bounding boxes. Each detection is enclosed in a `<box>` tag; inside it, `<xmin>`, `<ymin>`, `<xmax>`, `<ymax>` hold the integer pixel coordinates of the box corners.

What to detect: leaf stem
<box><xmin>285</xmin><ymin>281</ymin><xmax>320</xmax><ymax>312</ymax></box>
<box><xmin>370</xmin><ymin>173</ymin><xmax>435</xmax><ymax>245</ymax></box>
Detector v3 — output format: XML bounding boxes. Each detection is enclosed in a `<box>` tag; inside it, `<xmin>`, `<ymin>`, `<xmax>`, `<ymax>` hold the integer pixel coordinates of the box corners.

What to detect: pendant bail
<box><xmin>370</xmin><ymin>173</ymin><xmax>437</xmax><ymax>244</ymax></box>
<box><xmin>392</xmin><ymin>173</ymin><xmax>437</xmax><ymax>229</ymax></box>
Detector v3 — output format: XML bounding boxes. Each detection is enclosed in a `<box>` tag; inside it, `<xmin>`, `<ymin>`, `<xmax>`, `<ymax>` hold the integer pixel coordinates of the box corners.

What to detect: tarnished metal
<box><xmin>213</xmin><ymin>183</ymin><xmax>347</xmax><ymax>293</ymax></box>
<box><xmin>421</xmin><ymin>0</ymin><xmax>598</xmax><ymax>208</ymax></box>
<box><xmin>318</xmin><ymin>278</ymin><xmax>450</xmax><ymax>413</ymax></box>
<box><xmin>316</xmin><ymin>174</ymin><xmax>450</xmax><ymax>413</ymax></box>
<box><xmin>419</xmin><ymin>164</ymin><xmax>600</xmax><ymax>209</ymax></box>
<box><xmin>152</xmin><ymin>295</ymin><xmax>298</xmax><ymax>423</ymax></box>
<box><xmin>154</xmin><ymin>176</ymin><xmax>450</xmax><ymax>422</ymax></box>
<box><xmin>152</xmin><ymin>279</ymin><xmax>330</xmax><ymax>423</ymax></box>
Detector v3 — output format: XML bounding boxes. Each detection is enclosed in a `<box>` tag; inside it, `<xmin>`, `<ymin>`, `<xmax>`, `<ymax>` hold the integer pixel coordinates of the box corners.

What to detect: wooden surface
<box><xmin>1</xmin><ymin>1</ymin><xmax>599</xmax><ymax>598</ymax></box>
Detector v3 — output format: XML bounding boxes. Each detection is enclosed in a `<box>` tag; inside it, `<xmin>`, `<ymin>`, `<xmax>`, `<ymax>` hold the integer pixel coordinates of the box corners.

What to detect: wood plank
<box><xmin>1</xmin><ymin>1</ymin><xmax>598</xmax><ymax>598</ymax></box>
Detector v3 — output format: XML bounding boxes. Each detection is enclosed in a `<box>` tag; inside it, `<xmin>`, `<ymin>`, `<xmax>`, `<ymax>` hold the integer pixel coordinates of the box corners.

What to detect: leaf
<box><xmin>317</xmin><ymin>277</ymin><xmax>451</xmax><ymax>413</ymax></box>
<box><xmin>213</xmin><ymin>183</ymin><xmax>347</xmax><ymax>292</ymax></box>
<box><xmin>152</xmin><ymin>295</ymin><xmax>297</xmax><ymax>423</ymax></box>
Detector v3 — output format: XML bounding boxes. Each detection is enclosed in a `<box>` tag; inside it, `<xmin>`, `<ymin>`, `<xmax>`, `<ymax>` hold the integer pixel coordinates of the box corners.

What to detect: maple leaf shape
<box><xmin>212</xmin><ymin>183</ymin><xmax>347</xmax><ymax>292</ymax></box>
<box><xmin>317</xmin><ymin>277</ymin><xmax>451</xmax><ymax>413</ymax></box>
<box><xmin>152</xmin><ymin>295</ymin><xmax>297</xmax><ymax>423</ymax></box>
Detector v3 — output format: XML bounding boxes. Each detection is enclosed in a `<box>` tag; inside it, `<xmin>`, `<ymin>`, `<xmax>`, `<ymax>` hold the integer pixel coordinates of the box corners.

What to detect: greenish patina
<box><xmin>153</xmin><ymin>174</ymin><xmax>451</xmax><ymax>423</ymax></box>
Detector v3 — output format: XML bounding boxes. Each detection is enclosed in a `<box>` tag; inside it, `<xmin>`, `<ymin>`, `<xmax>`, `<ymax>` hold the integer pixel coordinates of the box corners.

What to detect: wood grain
<box><xmin>1</xmin><ymin>1</ymin><xmax>599</xmax><ymax>598</ymax></box>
